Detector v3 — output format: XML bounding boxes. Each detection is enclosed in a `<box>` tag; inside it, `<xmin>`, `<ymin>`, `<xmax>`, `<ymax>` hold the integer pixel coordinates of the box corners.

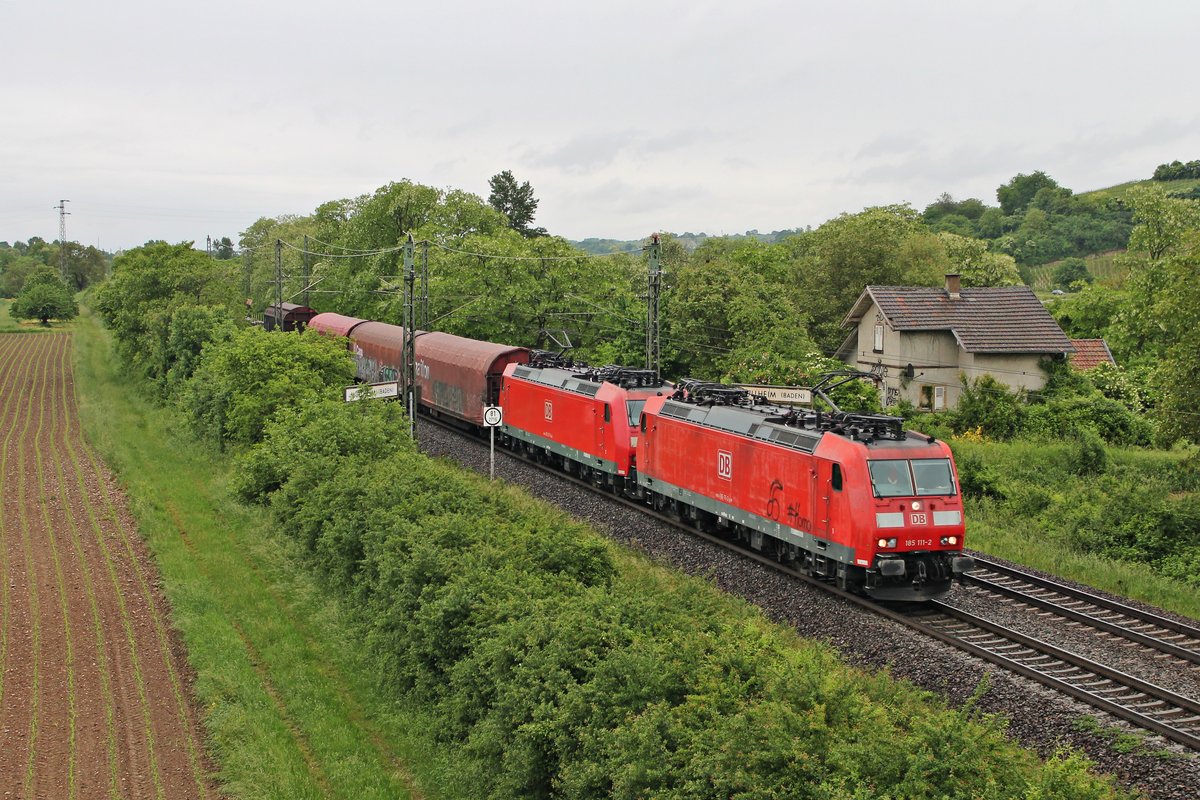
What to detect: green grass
<box><xmin>1072</xmin><ymin>716</ymin><xmax>1180</xmax><ymax>760</ymax></box>
<box><xmin>70</xmin><ymin>307</ymin><xmax>473</xmax><ymax>799</ymax></box>
<box><xmin>967</xmin><ymin>515</ymin><xmax>1200</xmax><ymax>621</ymax></box>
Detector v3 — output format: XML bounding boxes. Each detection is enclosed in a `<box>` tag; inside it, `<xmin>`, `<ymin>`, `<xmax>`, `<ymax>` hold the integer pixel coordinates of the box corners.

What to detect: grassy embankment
<box><xmin>71</xmin><ymin>306</ymin><xmax>469</xmax><ymax>799</ymax></box>
<box><xmin>957</xmin><ymin>438</ymin><xmax>1200</xmax><ymax>621</ymax></box>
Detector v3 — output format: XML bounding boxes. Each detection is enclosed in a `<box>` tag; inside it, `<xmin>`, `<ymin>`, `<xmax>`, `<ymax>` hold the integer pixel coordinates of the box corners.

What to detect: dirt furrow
<box><xmin>65</xmin><ymin>363</ymin><xmax>211</xmax><ymax>797</ymax></box>
<box><xmin>0</xmin><ymin>333</ymin><xmax>215</xmax><ymax>798</ymax></box>
<box><xmin>0</xmin><ymin>333</ymin><xmax>51</xmax><ymax>797</ymax></box>
<box><xmin>0</xmin><ymin>334</ymin><xmax>39</xmax><ymax>713</ymax></box>
<box><xmin>27</xmin><ymin>333</ymin><xmax>79</xmax><ymax>798</ymax></box>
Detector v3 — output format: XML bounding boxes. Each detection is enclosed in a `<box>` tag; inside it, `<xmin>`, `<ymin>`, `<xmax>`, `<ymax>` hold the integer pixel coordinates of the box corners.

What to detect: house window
<box><xmin>919</xmin><ymin>385</ymin><xmax>933</xmax><ymax>410</ymax></box>
<box><xmin>873</xmin><ymin>323</ymin><xmax>884</xmax><ymax>352</ymax></box>
<box><xmin>933</xmin><ymin>386</ymin><xmax>946</xmax><ymax>411</ymax></box>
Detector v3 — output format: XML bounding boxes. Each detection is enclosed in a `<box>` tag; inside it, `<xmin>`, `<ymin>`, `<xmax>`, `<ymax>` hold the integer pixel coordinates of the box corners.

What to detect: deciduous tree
<box><xmin>10</xmin><ymin>267</ymin><xmax>77</xmax><ymax>325</ymax></box>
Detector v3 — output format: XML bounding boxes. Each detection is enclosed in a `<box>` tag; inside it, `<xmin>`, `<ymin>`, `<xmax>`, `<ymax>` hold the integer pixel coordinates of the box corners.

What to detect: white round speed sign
<box><xmin>483</xmin><ymin>406</ymin><xmax>503</xmax><ymax>427</ymax></box>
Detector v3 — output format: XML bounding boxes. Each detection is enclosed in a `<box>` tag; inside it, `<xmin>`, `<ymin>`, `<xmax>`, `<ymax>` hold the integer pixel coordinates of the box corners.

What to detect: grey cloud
<box><xmin>528</xmin><ymin>129</ymin><xmax>719</xmax><ymax>173</ymax></box>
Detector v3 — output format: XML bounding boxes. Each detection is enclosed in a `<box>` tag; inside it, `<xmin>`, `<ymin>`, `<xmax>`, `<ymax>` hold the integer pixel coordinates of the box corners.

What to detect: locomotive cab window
<box><xmin>831</xmin><ymin>463</ymin><xmax>843</xmax><ymax>491</ymax></box>
<box><xmin>911</xmin><ymin>458</ymin><xmax>955</xmax><ymax>496</ymax></box>
<box><xmin>868</xmin><ymin>460</ymin><xmax>914</xmax><ymax>498</ymax></box>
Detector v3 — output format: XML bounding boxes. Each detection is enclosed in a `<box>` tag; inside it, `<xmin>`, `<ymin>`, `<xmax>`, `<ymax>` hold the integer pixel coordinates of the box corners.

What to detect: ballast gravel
<box><xmin>418</xmin><ymin>422</ymin><xmax>1198</xmax><ymax>800</ymax></box>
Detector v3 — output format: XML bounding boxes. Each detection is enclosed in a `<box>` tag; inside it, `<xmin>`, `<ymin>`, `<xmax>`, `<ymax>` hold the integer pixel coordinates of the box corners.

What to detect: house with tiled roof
<box><xmin>837</xmin><ymin>274</ymin><xmax>1074</xmax><ymax>410</ymax></box>
<box><xmin>1068</xmin><ymin>339</ymin><xmax>1116</xmax><ymax>371</ymax></box>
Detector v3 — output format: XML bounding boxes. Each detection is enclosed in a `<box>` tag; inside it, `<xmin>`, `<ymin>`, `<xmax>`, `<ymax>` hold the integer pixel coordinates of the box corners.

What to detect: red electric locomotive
<box><xmin>636</xmin><ymin>378</ymin><xmax>973</xmax><ymax>600</ymax></box>
<box><xmin>500</xmin><ymin>357</ymin><xmax>670</xmax><ymax>489</ymax></box>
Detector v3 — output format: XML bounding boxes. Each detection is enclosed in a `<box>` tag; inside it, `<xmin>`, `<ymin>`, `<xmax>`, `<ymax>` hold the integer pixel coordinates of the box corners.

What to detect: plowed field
<box><xmin>0</xmin><ymin>333</ymin><xmax>213</xmax><ymax>799</ymax></box>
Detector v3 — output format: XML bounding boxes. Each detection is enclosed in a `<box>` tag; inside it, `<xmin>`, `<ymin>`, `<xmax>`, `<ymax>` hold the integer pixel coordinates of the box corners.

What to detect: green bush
<box><xmin>181</xmin><ymin>327</ymin><xmax>355</xmax><ymax>447</ymax></box>
<box><xmin>1071</xmin><ymin>428</ymin><xmax>1108</xmax><ymax>476</ymax></box>
<box><xmin>953</xmin><ymin>449</ymin><xmax>1007</xmax><ymax>499</ymax></box>
<box><xmin>1023</xmin><ymin>395</ymin><xmax>1152</xmax><ymax>446</ymax></box>
<box><xmin>953</xmin><ymin>374</ymin><xmax>1026</xmax><ymax>440</ymax></box>
<box><xmin>1046</xmin><ymin>476</ymin><xmax>1200</xmax><ymax>584</ymax></box>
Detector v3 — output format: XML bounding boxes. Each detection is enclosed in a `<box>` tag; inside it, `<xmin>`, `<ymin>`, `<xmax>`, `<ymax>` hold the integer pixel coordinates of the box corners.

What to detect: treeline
<box><xmin>90</xmin><ymin>243</ymin><xmax>1131</xmax><ymax>799</ymax></box>
<box><xmin>236</xmin><ymin>181</ymin><xmax>1022</xmax><ymax>395</ymax></box>
<box><xmin>572</xmin><ymin>227</ymin><xmax>808</xmax><ymax>255</ymax></box>
<box><xmin>1152</xmin><ymin>159</ymin><xmax>1200</xmax><ymax>181</ymax></box>
<box><xmin>922</xmin><ymin>171</ymin><xmax>1132</xmax><ymax>268</ymax></box>
<box><xmin>890</xmin><ymin>184</ymin><xmax>1200</xmax><ymax>450</ymax></box>
<box><xmin>94</xmin><ymin>175</ymin><xmax>1199</xmax><ymax>447</ymax></box>
<box><xmin>0</xmin><ymin>237</ymin><xmax>110</xmax><ymax>296</ymax></box>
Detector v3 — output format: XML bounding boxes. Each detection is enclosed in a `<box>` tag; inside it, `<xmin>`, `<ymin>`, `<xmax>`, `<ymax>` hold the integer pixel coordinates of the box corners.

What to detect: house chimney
<box><xmin>945</xmin><ymin>273</ymin><xmax>961</xmax><ymax>299</ymax></box>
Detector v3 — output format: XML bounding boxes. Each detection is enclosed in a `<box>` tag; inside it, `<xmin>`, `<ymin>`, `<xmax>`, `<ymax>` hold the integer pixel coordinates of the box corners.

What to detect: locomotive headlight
<box><xmin>939</xmin><ymin>536</ymin><xmax>959</xmax><ymax>546</ymax></box>
<box><xmin>911</xmin><ymin>501</ymin><xmax>921</xmax><ymax>511</ymax></box>
<box><xmin>888</xmin><ymin>538</ymin><xmax>897</xmax><ymax>548</ymax></box>
<box><xmin>877</xmin><ymin>538</ymin><xmax>888</xmax><ymax>548</ymax></box>
<box><xmin>878</xmin><ymin>537</ymin><xmax>897</xmax><ymax>549</ymax></box>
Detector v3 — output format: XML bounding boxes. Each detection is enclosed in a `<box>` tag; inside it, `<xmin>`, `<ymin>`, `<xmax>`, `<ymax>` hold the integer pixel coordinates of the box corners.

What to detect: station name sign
<box><xmin>734</xmin><ymin>384</ymin><xmax>812</xmax><ymax>406</ymax></box>
<box><xmin>344</xmin><ymin>381</ymin><xmax>400</xmax><ymax>402</ymax></box>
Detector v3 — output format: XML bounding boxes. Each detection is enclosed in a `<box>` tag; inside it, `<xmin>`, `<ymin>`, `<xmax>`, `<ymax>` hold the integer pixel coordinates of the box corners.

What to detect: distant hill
<box><xmin>570</xmin><ymin>228</ymin><xmax>807</xmax><ymax>255</ymax></box>
<box><xmin>569</xmin><ymin>171</ymin><xmax>1200</xmax><ymax>261</ymax></box>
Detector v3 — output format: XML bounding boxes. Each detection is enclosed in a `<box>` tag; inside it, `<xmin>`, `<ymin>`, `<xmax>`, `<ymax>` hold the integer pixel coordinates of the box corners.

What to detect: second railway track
<box><xmin>962</xmin><ymin>557</ymin><xmax>1200</xmax><ymax>666</ymax></box>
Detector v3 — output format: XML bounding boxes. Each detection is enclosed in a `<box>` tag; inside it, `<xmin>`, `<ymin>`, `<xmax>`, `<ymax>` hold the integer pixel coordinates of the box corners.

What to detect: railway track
<box><xmin>903</xmin><ymin>601</ymin><xmax>1200</xmax><ymax>751</ymax></box>
<box><xmin>963</xmin><ymin>557</ymin><xmax>1200</xmax><ymax>667</ymax></box>
<box><xmin>420</xmin><ymin>415</ymin><xmax>1200</xmax><ymax>753</ymax></box>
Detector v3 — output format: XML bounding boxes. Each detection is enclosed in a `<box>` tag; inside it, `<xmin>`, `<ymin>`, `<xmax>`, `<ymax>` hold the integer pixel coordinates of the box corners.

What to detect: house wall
<box><xmin>843</xmin><ymin>302</ymin><xmax>1050</xmax><ymax>410</ymax></box>
<box><xmin>959</xmin><ymin>352</ymin><xmax>1051</xmax><ymax>395</ymax></box>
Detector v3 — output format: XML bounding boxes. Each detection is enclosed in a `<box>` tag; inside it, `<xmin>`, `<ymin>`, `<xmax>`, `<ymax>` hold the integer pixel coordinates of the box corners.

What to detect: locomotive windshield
<box><xmin>626</xmin><ymin>399</ymin><xmax>646</xmax><ymax>427</ymax></box>
<box><xmin>911</xmin><ymin>459</ymin><xmax>956</xmax><ymax>496</ymax></box>
<box><xmin>869</xmin><ymin>459</ymin><xmax>956</xmax><ymax>498</ymax></box>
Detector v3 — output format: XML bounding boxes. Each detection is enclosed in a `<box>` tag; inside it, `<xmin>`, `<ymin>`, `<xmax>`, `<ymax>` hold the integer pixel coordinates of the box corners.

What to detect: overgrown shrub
<box><xmin>953</xmin><ymin>449</ymin><xmax>1007</xmax><ymax>499</ymax></box>
<box><xmin>1024</xmin><ymin>395</ymin><xmax>1152</xmax><ymax>446</ymax></box>
<box><xmin>180</xmin><ymin>327</ymin><xmax>354</xmax><ymax>447</ymax></box>
<box><xmin>1046</xmin><ymin>476</ymin><xmax>1200</xmax><ymax>585</ymax></box>
<box><xmin>1071</xmin><ymin>428</ymin><xmax>1109</xmax><ymax>476</ymax></box>
<box><xmin>953</xmin><ymin>374</ymin><xmax>1026</xmax><ymax>440</ymax></box>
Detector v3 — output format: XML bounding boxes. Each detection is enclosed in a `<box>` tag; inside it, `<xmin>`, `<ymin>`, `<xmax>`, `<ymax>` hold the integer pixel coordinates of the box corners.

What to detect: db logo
<box><xmin>717</xmin><ymin>450</ymin><xmax>733</xmax><ymax>480</ymax></box>
<box><xmin>544</xmin><ymin>401</ymin><xmax>553</xmax><ymax>421</ymax></box>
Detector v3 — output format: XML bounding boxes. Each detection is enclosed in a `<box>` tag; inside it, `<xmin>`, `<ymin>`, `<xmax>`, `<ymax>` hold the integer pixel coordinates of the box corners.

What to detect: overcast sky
<box><xmin>3</xmin><ymin>0</ymin><xmax>1198</xmax><ymax>251</ymax></box>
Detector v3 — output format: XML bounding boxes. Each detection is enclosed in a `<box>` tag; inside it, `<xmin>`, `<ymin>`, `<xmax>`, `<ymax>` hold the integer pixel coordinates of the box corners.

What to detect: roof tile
<box><xmin>1069</xmin><ymin>338</ymin><xmax>1116</xmax><ymax>370</ymax></box>
<box><xmin>855</xmin><ymin>286</ymin><xmax>1073</xmax><ymax>354</ymax></box>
